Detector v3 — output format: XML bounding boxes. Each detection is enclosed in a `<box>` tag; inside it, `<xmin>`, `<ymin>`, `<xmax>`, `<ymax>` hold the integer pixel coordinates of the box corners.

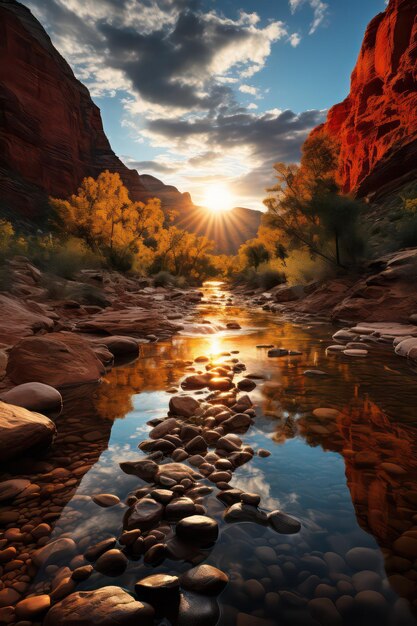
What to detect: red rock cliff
<box><xmin>0</xmin><ymin>0</ymin><xmax>147</xmax><ymax>222</ymax></box>
<box><xmin>313</xmin><ymin>0</ymin><xmax>417</xmax><ymax>198</ymax></box>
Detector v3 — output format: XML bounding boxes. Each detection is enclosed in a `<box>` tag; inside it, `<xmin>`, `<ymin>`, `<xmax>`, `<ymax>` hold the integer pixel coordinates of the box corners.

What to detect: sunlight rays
<box><xmin>202</xmin><ymin>183</ymin><xmax>234</xmax><ymax>213</ymax></box>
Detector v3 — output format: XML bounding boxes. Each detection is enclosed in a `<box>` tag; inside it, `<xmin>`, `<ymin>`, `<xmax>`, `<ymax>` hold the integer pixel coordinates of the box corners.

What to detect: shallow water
<box><xmin>3</xmin><ymin>280</ymin><xmax>417</xmax><ymax>625</ymax></box>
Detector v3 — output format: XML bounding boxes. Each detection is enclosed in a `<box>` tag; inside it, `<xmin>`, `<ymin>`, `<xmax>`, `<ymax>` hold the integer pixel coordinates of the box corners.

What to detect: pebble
<box><xmin>345</xmin><ymin>547</ymin><xmax>381</xmax><ymax>571</ymax></box>
<box><xmin>15</xmin><ymin>595</ymin><xmax>50</xmax><ymax>620</ymax></box>
<box><xmin>176</xmin><ymin>515</ymin><xmax>219</xmax><ymax>546</ymax></box>
<box><xmin>92</xmin><ymin>493</ymin><xmax>120</xmax><ymax>508</ymax></box>
<box><xmin>135</xmin><ymin>573</ymin><xmax>180</xmax><ymax>603</ymax></box>
<box><xmin>94</xmin><ymin>549</ymin><xmax>128</xmax><ymax>576</ymax></box>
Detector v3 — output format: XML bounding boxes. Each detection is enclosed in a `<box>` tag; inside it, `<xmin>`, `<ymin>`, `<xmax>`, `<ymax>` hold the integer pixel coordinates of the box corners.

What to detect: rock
<box><xmin>182</xmin><ymin>374</ymin><xmax>211</xmax><ymax>390</ymax></box>
<box><xmin>43</xmin><ymin>586</ymin><xmax>154</xmax><ymax>626</ymax></box>
<box><xmin>124</xmin><ymin>498</ymin><xmax>164</xmax><ymax>530</ymax></box>
<box><xmin>149</xmin><ymin>418</ymin><xmax>178</xmax><ymax>439</ymax></box>
<box><xmin>84</xmin><ymin>538</ymin><xmax>117</xmax><ymax>562</ymax></box>
<box><xmin>226</xmin><ymin>322</ymin><xmax>241</xmax><ymax>329</ymax></box>
<box><xmin>94</xmin><ymin>549</ymin><xmax>128</xmax><ymax>576</ymax></box>
<box><xmin>240</xmin><ymin>493</ymin><xmax>261</xmax><ymax>506</ymax></box>
<box><xmin>314</xmin><ymin>0</ymin><xmax>417</xmax><ymax>199</ymax></box>
<box><xmin>332</xmin><ymin>330</ymin><xmax>358</xmax><ymax>343</ymax></box>
<box><xmin>217</xmin><ymin>489</ymin><xmax>243</xmax><ymax>506</ymax></box>
<box><xmin>169</xmin><ymin>395</ymin><xmax>200</xmax><ymax>417</ymax></box>
<box><xmin>33</xmin><ymin>538</ymin><xmax>77</xmax><ymax>567</ymax></box>
<box><xmin>222</xmin><ymin>413</ymin><xmax>251</xmax><ymax>433</ymax></box>
<box><xmin>308</xmin><ymin>598</ymin><xmax>342</xmax><ymax>626</ymax></box>
<box><xmin>151</xmin><ymin>489</ymin><xmax>174</xmax><ymax>505</ymax></box>
<box><xmin>93</xmin><ymin>493</ymin><xmax>121</xmax><ymax>508</ymax></box>
<box><xmin>268</xmin><ymin>510</ymin><xmax>301</xmax><ymax>534</ymax></box>
<box><xmin>258</xmin><ymin>449</ymin><xmax>271</xmax><ymax>458</ymax></box>
<box><xmin>326</xmin><ymin>345</ymin><xmax>346</xmax><ymax>353</ymax></box>
<box><xmin>78</xmin><ymin>309</ymin><xmax>182</xmax><ymax>339</ymax></box>
<box><xmin>0</xmin><ymin>294</ymin><xmax>54</xmax><ymax>345</ymax></box>
<box><xmin>208</xmin><ymin>377</ymin><xmax>234</xmax><ymax>391</ymax></box>
<box><xmin>0</xmin><ymin>478</ymin><xmax>30</xmax><ymax>502</ymax></box>
<box><xmin>0</xmin><ymin>382</ymin><xmax>63</xmax><ymax>415</ymax></box>
<box><xmin>303</xmin><ymin>370</ymin><xmax>329</xmax><ymax>377</ymax></box>
<box><xmin>0</xmin><ymin>401</ymin><xmax>56</xmax><ymax>461</ymax></box>
<box><xmin>0</xmin><ymin>587</ymin><xmax>20</xmax><ymax>608</ymax></box>
<box><xmin>165</xmin><ymin>497</ymin><xmax>196</xmax><ymax>521</ymax></box>
<box><xmin>343</xmin><ymin>349</ymin><xmax>368</xmax><ymax>357</ymax></box>
<box><xmin>71</xmin><ymin>565</ymin><xmax>94</xmax><ymax>581</ymax></box>
<box><xmin>224</xmin><ymin>503</ymin><xmax>268</xmax><ymax>525</ymax></box>
<box><xmin>15</xmin><ymin>595</ymin><xmax>50</xmax><ymax>620</ymax></box>
<box><xmin>255</xmin><ymin>546</ymin><xmax>277</xmax><ymax>564</ymax></box>
<box><xmin>267</xmin><ymin>348</ymin><xmax>289</xmax><ymax>357</ymax></box>
<box><xmin>177</xmin><ymin>591</ymin><xmax>220</xmax><ymax>626</ymax></box>
<box><xmin>353</xmin><ymin>590</ymin><xmax>387</xmax><ymax>616</ymax></box>
<box><xmin>345</xmin><ymin>547</ymin><xmax>381</xmax><ymax>571</ymax></box>
<box><xmin>176</xmin><ymin>515</ymin><xmax>219</xmax><ymax>546</ymax></box>
<box><xmin>119</xmin><ymin>459</ymin><xmax>158</xmax><ymax>481</ymax></box>
<box><xmin>185</xmin><ymin>436</ymin><xmax>207</xmax><ymax>454</ymax></box>
<box><xmin>6</xmin><ymin>333</ymin><xmax>105</xmax><ymax>387</ymax></box>
<box><xmin>93</xmin><ymin>335</ymin><xmax>140</xmax><ymax>356</ymax></box>
<box><xmin>135</xmin><ymin>573</ymin><xmax>180</xmax><ymax>604</ymax></box>
<box><xmin>312</xmin><ymin>408</ymin><xmax>341</xmax><ymax>420</ymax></box>
<box><xmin>180</xmin><ymin>565</ymin><xmax>228</xmax><ymax>596</ymax></box>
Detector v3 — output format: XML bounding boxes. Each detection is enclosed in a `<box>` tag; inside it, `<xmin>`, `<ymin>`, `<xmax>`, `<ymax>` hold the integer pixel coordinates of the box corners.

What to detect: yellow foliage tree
<box><xmin>50</xmin><ymin>170</ymin><xmax>164</xmax><ymax>256</ymax></box>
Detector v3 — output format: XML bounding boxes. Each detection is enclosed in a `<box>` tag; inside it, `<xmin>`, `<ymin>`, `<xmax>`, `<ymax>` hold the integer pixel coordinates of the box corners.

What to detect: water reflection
<box><xmin>2</xmin><ymin>280</ymin><xmax>417</xmax><ymax>624</ymax></box>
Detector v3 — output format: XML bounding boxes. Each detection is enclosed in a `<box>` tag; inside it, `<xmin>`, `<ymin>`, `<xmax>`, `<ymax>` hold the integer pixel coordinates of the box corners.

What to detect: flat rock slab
<box><xmin>351</xmin><ymin>323</ymin><xmax>417</xmax><ymax>337</ymax></box>
<box><xmin>77</xmin><ymin>308</ymin><xmax>182</xmax><ymax>339</ymax></box>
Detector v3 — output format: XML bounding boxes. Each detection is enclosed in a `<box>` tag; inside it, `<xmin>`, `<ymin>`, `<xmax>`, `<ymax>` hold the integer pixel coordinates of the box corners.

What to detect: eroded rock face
<box><xmin>76</xmin><ymin>308</ymin><xmax>183</xmax><ymax>340</ymax></box>
<box><xmin>43</xmin><ymin>586</ymin><xmax>154</xmax><ymax>626</ymax></box>
<box><xmin>311</xmin><ymin>0</ymin><xmax>417</xmax><ymax>198</ymax></box>
<box><xmin>0</xmin><ymin>400</ymin><xmax>56</xmax><ymax>461</ymax></box>
<box><xmin>6</xmin><ymin>332</ymin><xmax>105</xmax><ymax>387</ymax></box>
<box><xmin>0</xmin><ymin>1</ymin><xmax>148</xmax><ymax>221</ymax></box>
<box><xmin>0</xmin><ymin>294</ymin><xmax>54</xmax><ymax>347</ymax></box>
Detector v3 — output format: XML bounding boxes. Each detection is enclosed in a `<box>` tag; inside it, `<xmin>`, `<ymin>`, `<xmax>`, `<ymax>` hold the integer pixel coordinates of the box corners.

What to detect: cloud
<box><xmin>126</xmin><ymin>159</ymin><xmax>179</xmax><ymax>174</ymax></box>
<box><xmin>26</xmin><ymin>0</ymin><xmax>325</xmax><ymax>210</ymax></box>
<box><xmin>289</xmin><ymin>0</ymin><xmax>328</xmax><ymax>34</ymax></box>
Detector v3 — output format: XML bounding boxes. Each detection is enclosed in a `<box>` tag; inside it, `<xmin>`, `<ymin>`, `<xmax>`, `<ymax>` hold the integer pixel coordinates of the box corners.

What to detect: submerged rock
<box><xmin>180</xmin><ymin>565</ymin><xmax>229</xmax><ymax>596</ymax></box>
<box><xmin>43</xmin><ymin>586</ymin><xmax>154</xmax><ymax>626</ymax></box>
<box><xmin>268</xmin><ymin>510</ymin><xmax>301</xmax><ymax>534</ymax></box>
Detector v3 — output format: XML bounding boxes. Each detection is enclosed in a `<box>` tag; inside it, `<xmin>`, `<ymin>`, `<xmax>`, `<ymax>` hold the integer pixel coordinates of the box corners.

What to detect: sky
<box><xmin>27</xmin><ymin>0</ymin><xmax>386</xmax><ymax>211</ymax></box>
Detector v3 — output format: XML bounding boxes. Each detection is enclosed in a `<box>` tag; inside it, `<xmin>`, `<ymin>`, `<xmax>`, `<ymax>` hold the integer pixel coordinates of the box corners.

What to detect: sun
<box><xmin>202</xmin><ymin>183</ymin><xmax>234</xmax><ymax>213</ymax></box>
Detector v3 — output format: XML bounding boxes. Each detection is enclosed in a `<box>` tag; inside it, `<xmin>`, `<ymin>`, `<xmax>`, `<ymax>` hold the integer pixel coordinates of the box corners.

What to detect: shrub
<box><xmin>257</xmin><ymin>269</ymin><xmax>286</xmax><ymax>290</ymax></box>
<box><xmin>153</xmin><ymin>271</ymin><xmax>176</xmax><ymax>287</ymax></box>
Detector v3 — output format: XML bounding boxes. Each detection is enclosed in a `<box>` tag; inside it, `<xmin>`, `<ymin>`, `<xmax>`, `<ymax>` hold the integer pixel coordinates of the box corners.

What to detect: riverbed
<box><xmin>3</xmin><ymin>280</ymin><xmax>417</xmax><ymax>625</ymax></box>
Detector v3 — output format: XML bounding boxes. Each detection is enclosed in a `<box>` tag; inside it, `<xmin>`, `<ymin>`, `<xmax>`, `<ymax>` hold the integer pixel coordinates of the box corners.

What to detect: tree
<box><xmin>241</xmin><ymin>242</ymin><xmax>270</xmax><ymax>269</ymax></box>
<box><xmin>50</xmin><ymin>171</ymin><xmax>164</xmax><ymax>270</ymax></box>
<box><xmin>263</xmin><ymin>132</ymin><xmax>364</xmax><ymax>269</ymax></box>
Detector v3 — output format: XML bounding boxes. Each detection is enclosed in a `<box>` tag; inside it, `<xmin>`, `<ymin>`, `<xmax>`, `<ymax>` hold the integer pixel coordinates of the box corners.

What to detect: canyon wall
<box><xmin>312</xmin><ymin>0</ymin><xmax>417</xmax><ymax>199</ymax></box>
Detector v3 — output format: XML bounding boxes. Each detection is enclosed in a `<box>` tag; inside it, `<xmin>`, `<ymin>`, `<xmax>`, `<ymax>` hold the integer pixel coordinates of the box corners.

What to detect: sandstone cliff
<box><xmin>313</xmin><ymin>0</ymin><xmax>417</xmax><ymax>199</ymax></box>
<box><xmin>0</xmin><ymin>0</ymin><xmax>151</xmax><ymax>223</ymax></box>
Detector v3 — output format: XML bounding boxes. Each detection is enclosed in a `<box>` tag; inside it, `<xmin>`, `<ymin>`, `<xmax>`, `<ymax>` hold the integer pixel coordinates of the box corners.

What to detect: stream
<box><xmin>3</xmin><ymin>280</ymin><xmax>417</xmax><ymax>625</ymax></box>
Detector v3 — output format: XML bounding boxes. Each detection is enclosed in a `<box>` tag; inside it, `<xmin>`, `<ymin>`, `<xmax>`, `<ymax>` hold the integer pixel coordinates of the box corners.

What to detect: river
<box><xmin>3</xmin><ymin>280</ymin><xmax>417</xmax><ymax>625</ymax></box>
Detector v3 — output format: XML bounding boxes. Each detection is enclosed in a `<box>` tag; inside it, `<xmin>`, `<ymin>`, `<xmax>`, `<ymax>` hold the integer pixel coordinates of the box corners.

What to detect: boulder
<box><xmin>77</xmin><ymin>308</ymin><xmax>182</xmax><ymax>339</ymax></box>
<box><xmin>169</xmin><ymin>396</ymin><xmax>200</xmax><ymax>418</ymax></box>
<box><xmin>0</xmin><ymin>382</ymin><xmax>62</xmax><ymax>415</ymax></box>
<box><xmin>0</xmin><ymin>401</ymin><xmax>56</xmax><ymax>462</ymax></box>
<box><xmin>6</xmin><ymin>333</ymin><xmax>105</xmax><ymax>387</ymax></box>
<box><xmin>43</xmin><ymin>586</ymin><xmax>154</xmax><ymax>626</ymax></box>
<box><xmin>93</xmin><ymin>335</ymin><xmax>140</xmax><ymax>356</ymax></box>
<box><xmin>0</xmin><ymin>294</ymin><xmax>54</xmax><ymax>346</ymax></box>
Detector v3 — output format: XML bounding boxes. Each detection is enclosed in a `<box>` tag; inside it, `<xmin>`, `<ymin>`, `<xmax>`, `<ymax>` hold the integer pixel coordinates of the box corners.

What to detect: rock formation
<box><xmin>311</xmin><ymin>0</ymin><xmax>417</xmax><ymax>199</ymax></box>
<box><xmin>0</xmin><ymin>0</ymin><xmax>148</xmax><ymax>223</ymax></box>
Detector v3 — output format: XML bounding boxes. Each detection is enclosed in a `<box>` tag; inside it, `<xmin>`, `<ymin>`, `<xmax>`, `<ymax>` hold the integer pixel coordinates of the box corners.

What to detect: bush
<box><xmin>257</xmin><ymin>269</ymin><xmax>286</xmax><ymax>290</ymax></box>
<box><xmin>153</xmin><ymin>271</ymin><xmax>176</xmax><ymax>287</ymax></box>
<box><xmin>105</xmin><ymin>246</ymin><xmax>134</xmax><ymax>273</ymax></box>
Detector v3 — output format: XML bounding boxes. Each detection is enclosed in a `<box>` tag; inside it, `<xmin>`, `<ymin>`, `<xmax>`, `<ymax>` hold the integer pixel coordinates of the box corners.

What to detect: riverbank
<box><xmin>233</xmin><ymin>247</ymin><xmax>417</xmax><ymax>368</ymax></box>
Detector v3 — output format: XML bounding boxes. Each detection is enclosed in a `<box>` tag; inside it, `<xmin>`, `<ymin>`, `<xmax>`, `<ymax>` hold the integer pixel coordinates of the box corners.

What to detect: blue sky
<box><xmin>28</xmin><ymin>0</ymin><xmax>386</xmax><ymax>210</ymax></box>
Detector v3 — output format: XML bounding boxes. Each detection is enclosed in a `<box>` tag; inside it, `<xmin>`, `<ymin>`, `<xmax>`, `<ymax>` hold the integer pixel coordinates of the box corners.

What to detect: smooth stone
<box><xmin>43</xmin><ymin>587</ymin><xmax>154</xmax><ymax>626</ymax></box>
<box><xmin>94</xmin><ymin>549</ymin><xmax>128</xmax><ymax>577</ymax></box>
<box><xmin>165</xmin><ymin>497</ymin><xmax>196</xmax><ymax>521</ymax></box>
<box><xmin>268</xmin><ymin>510</ymin><xmax>301</xmax><ymax>534</ymax></box>
<box><xmin>33</xmin><ymin>538</ymin><xmax>77</xmax><ymax>567</ymax></box>
<box><xmin>258</xmin><ymin>449</ymin><xmax>271</xmax><ymax>458</ymax></box>
<box><xmin>312</xmin><ymin>408</ymin><xmax>341</xmax><ymax>420</ymax></box>
<box><xmin>149</xmin><ymin>418</ymin><xmax>178</xmax><ymax>439</ymax></box>
<box><xmin>303</xmin><ymin>370</ymin><xmax>329</xmax><ymax>377</ymax></box>
<box><xmin>176</xmin><ymin>515</ymin><xmax>219</xmax><ymax>546</ymax></box>
<box><xmin>237</xmin><ymin>379</ymin><xmax>256</xmax><ymax>391</ymax></box>
<box><xmin>0</xmin><ymin>479</ymin><xmax>30</xmax><ymax>502</ymax></box>
<box><xmin>151</xmin><ymin>489</ymin><xmax>174</xmax><ymax>505</ymax></box>
<box><xmin>255</xmin><ymin>546</ymin><xmax>277</xmax><ymax>564</ymax></box>
<box><xmin>71</xmin><ymin>565</ymin><xmax>94</xmax><ymax>581</ymax></box>
<box><xmin>0</xmin><ymin>401</ymin><xmax>56</xmax><ymax>462</ymax></box>
<box><xmin>124</xmin><ymin>498</ymin><xmax>164</xmax><ymax>531</ymax></box>
<box><xmin>93</xmin><ymin>493</ymin><xmax>120</xmax><ymax>508</ymax></box>
<box><xmin>217</xmin><ymin>489</ymin><xmax>243</xmax><ymax>506</ymax></box>
<box><xmin>0</xmin><ymin>382</ymin><xmax>63</xmax><ymax>415</ymax></box>
<box><xmin>343</xmin><ymin>349</ymin><xmax>368</xmax><ymax>357</ymax></box>
<box><xmin>224</xmin><ymin>503</ymin><xmax>268</xmax><ymax>525</ymax></box>
<box><xmin>222</xmin><ymin>413</ymin><xmax>251</xmax><ymax>433</ymax></box>
<box><xmin>241</xmin><ymin>493</ymin><xmax>261</xmax><ymax>506</ymax></box>
<box><xmin>15</xmin><ymin>595</ymin><xmax>50</xmax><ymax>620</ymax></box>
<box><xmin>345</xmin><ymin>547</ymin><xmax>381</xmax><ymax>571</ymax></box>
<box><xmin>308</xmin><ymin>598</ymin><xmax>342</xmax><ymax>625</ymax></box>
<box><xmin>84</xmin><ymin>538</ymin><xmax>117</xmax><ymax>562</ymax></box>
<box><xmin>135</xmin><ymin>573</ymin><xmax>180</xmax><ymax>604</ymax></box>
<box><xmin>180</xmin><ymin>564</ymin><xmax>228</xmax><ymax>596</ymax></box>
<box><xmin>169</xmin><ymin>395</ymin><xmax>200</xmax><ymax>417</ymax></box>
<box><xmin>119</xmin><ymin>459</ymin><xmax>158</xmax><ymax>481</ymax></box>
